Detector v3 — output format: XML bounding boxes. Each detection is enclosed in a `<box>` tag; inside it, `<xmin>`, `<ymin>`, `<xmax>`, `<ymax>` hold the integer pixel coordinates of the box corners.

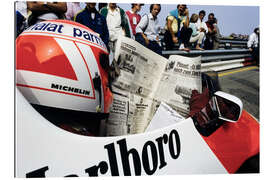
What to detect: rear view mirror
<box><xmin>214</xmin><ymin>91</ymin><xmax>243</xmax><ymax>122</ymax></box>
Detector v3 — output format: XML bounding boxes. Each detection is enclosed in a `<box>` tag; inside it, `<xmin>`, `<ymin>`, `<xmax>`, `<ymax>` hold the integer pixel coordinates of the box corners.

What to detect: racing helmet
<box><xmin>16</xmin><ymin>20</ymin><xmax>113</xmax><ymax>135</ymax></box>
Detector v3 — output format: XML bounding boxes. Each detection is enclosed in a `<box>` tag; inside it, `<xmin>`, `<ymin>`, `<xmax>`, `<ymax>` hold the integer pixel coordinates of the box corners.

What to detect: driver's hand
<box><xmin>190</xmin><ymin>88</ymin><xmax>217</xmax><ymax>127</ymax></box>
<box><xmin>189</xmin><ymin>88</ymin><xmax>210</xmax><ymax>117</ymax></box>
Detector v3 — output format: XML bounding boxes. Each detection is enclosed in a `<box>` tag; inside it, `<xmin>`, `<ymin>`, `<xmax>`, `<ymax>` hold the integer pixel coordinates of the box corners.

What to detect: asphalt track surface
<box><xmin>218</xmin><ymin>66</ymin><xmax>259</xmax><ymax>120</ymax></box>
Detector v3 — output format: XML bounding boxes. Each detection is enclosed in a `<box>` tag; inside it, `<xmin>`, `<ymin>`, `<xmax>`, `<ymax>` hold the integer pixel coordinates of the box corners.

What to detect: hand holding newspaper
<box><xmin>155</xmin><ymin>55</ymin><xmax>202</xmax><ymax>117</ymax></box>
<box><xmin>106</xmin><ymin>36</ymin><xmax>202</xmax><ymax>136</ymax></box>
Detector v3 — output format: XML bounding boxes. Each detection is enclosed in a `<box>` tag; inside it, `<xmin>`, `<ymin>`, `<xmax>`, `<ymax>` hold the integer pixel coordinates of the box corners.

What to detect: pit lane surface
<box><xmin>218</xmin><ymin>66</ymin><xmax>259</xmax><ymax>120</ymax></box>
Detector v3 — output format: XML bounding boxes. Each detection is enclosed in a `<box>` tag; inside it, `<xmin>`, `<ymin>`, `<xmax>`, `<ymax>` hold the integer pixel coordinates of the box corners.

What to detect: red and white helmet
<box><xmin>16</xmin><ymin>20</ymin><xmax>112</xmax><ymax>120</ymax></box>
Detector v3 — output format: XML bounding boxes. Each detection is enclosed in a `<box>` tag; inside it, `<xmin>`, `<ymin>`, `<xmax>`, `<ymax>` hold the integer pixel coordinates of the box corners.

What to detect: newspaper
<box><xmin>145</xmin><ymin>102</ymin><xmax>185</xmax><ymax>132</ymax></box>
<box><xmin>105</xmin><ymin>36</ymin><xmax>202</xmax><ymax>136</ymax></box>
<box><xmin>113</xmin><ymin>36</ymin><xmax>168</xmax><ymax>98</ymax></box>
<box><xmin>155</xmin><ymin>55</ymin><xmax>202</xmax><ymax>117</ymax></box>
<box><xmin>106</xmin><ymin>92</ymin><xmax>130</xmax><ymax>136</ymax></box>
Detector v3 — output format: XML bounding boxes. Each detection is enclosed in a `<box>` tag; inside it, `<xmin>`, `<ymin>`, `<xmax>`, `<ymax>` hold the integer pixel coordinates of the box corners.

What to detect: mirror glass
<box><xmin>215</xmin><ymin>95</ymin><xmax>241</xmax><ymax>122</ymax></box>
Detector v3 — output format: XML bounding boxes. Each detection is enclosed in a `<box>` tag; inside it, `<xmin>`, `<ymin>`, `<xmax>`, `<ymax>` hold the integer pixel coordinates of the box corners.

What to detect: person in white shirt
<box><xmin>16</xmin><ymin>1</ymin><xmax>28</xmax><ymax>36</ymax></box>
<box><xmin>135</xmin><ymin>4</ymin><xmax>162</xmax><ymax>55</ymax></box>
<box><xmin>100</xmin><ymin>3</ymin><xmax>131</xmax><ymax>54</ymax></box>
<box><xmin>195</xmin><ymin>10</ymin><xmax>208</xmax><ymax>49</ymax></box>
<box><xmin>247</xmin><ymin>27</ymin><xmax>260</xmax><ymax>65</ymax></box>
<box><xmin>195</xmin><ymin>10</ymin><xmax>208</xmax><ymax>35</ymax></box>
<box><xmin>16</xmin><ymin>1</ymin><xmax>28</xmax><ymax>18</ymax></box>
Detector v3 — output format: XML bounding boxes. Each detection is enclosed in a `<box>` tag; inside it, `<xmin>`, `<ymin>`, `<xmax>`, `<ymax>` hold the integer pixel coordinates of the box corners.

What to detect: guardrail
<box><xmin>159</xmin><ymin>35</ymin><xmax>248</xmax><ymax>49</ymax></box>
<box><xmin>220</xmin><ymin>39</ymin><xmax>247</xmax><ymax>45</ymax></box>
<box><xmin>219</xmin><ymin>39</ymin><xmax>248</xmax><ymax>49</ymax></box>
<box><xmin>162</xmin><ymin>49</ymin><xmax>250</xmax><ymax>62</ymax></box>
<box><xmin>161</xmin><ymin>48</ymin><xmax>254</xmax><ymax>72</ymax></box>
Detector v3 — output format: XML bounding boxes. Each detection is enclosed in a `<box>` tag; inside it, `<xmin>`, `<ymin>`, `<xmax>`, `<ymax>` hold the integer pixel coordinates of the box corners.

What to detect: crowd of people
<box><xmin>16</xmin><ymin>2</ymin><xmax>258</xmax><ymax>59</ymax></box>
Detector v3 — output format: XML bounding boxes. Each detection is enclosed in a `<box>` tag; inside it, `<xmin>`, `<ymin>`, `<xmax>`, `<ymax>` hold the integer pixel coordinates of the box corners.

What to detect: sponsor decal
<box><xmin>25</xmin><ymin>22</ymin><xmax>107</xmax><ymax>50</ymax></box>
<box><xmin>51</xmin><ymin>83</ymin><xmax>91</xmax><ymax>96</ymax></box>
<box><xmin>26</xmin><ymin>129</ymin><xmax>181</xmax><ymax>177</ymax></box>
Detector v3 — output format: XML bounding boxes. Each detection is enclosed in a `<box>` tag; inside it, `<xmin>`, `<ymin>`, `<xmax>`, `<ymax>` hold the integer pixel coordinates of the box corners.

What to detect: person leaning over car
<box><xmin>27</xmin><ymin>1</ymin><xmax>67</xmax><ymax>26</ymax></box>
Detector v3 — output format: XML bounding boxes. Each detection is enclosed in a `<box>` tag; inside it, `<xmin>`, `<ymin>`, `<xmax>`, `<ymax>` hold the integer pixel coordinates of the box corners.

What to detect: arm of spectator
<box><xmin>142</xmin><ymin>33</ymin><xmax>150</xmax><ymax>45</ymax></box>
<box><xmin>27</xmin><ymin>1</ymin><xmax>51</xmax><ymax>13</ymax></box>
<box><xmin>183</xmin><ymin>8</ymin><xmax>189</xmax><ymax>28</ymax></box>
<box><xmin>207</xmin><ymin>26</ymin><xmax>216</xmax><ymax>35</ymax></box>
<box><xmin>195</xmin><ymin>20</ymin><xmax>202</xmax><ymax>31</ymax></box>
<box><xmin>212</xmin><ymin>26</ymin><xmax>217</xmax><ymax>34</ymax></box>
<box><xmin>203</xmin><ymin>22</ymin><xmax>208</xmax><ymax>34</ymax></box>
<box><xmin>167</xmin><ymin>16</ymin><xmax>178</xmax><ymax>43</ymax></box>
<box><xmin>46</xmin><ymin>2</ymin><xmax>67</xmax><ymax>14</ymax></box>
<box><xmin>135</xmin><ymin>15</ymin><xmax>149</xmax><ymax>45</ymax></box>
<box><xmin>198</xmin><ymin>23</ymin><xmax>206</xmax><ymax>33</ymax></box>
<box><xmin>27</xmin><ymin>2</ymin><xmax>67</xmax><ymax>14</ymax></box>
<box><xmin>135</xmin><ymin>15</ymin><xmax>147</xmax><ymax>34</ymax></box>
<box><xmin>122</xmin><ymin>12</ymin><xmax>132</xmax><ymax>38</ymax></box>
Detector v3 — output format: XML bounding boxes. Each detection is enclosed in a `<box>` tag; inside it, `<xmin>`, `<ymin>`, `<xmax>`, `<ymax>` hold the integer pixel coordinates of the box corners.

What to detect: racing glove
<box><xmin>189</xmin><ymin>88</ymin><xmax>219</xmax><ymax>128</ymax></box>
<box><xmin>189</xmin><ymin>88</ymin><xmax>210</xmax><ymax>118</ymax></box>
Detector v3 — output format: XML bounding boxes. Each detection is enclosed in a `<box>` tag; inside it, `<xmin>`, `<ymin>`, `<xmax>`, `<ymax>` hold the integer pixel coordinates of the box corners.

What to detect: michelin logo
<box><xmin>51</xmin><ymin>83</ymin><xmax>91</xmax><ymax>96</ymax></box>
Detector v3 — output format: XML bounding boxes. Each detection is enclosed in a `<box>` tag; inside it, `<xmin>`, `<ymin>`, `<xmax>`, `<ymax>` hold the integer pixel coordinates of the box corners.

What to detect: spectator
<box><xmin>195</xmin><ymin>10</ymin><xmax>208</xmax><ymax>34</ymax></box>
<box><xmin>65</xmin><ymin>2</ymin><xmax>83</xmax><ymax>21</ymax></box>
<box><xmin>16</xmin><ymin>11</ymin><xmax>26</xmax><ymax>37</ymax></box>
<box><xmin>247</xmin><ymin>27</ymin><xmax>260</xmax><ymax>66</ymax></box>
<box><xmin>126</xmin><ymin>4</ymin><xmax>144</xmax><ymax>36</ymax></box>
<box><xmin>100</xmin><ymin>3</ymin><xmax>131</xmax><ymax>54</ymax></box>
<box><xmin>16</xmin><ymin>1</ymin><xmax>28</xmax><ymax>37</ymax></box>
<box><xmin>27</xmin><ymin>1</ymin><xmax>67</xmax><ymax>26</ymax></box>
<box><xmin>213</xmin><ymin>18</ymin><xmax>222</xmax><ymax>49</ymax></box>
<box><xmin>204</xmin><ymin>13</ymin><xmax>217</xmax><ymax>50</ymax></box>
<box><xmin>16</xmin><ymin>1</ymin><xmax>28</xmax><ymax>18</ymax></box>
<box><xmin>135</xmin><ymin>4</ymin><xmax>162</xmax><ymax>55</ymax></box>
<box><xmin>74</xmin><ymin>3</ymin><xmax>109</xmax><ymax>49</ymax></box>
<box><xmin>195</xmin><ymin>10</ymin><xmax>208</xmax><ymax>47</ymax></box>
<box><xmin>189</xmin><ymin>14</ymin><xmax>204</xmax><ymax>50</ymax></box>
<box><xmin>164</xmin><ymin>4</ymin><xmax>192</xmax><ymax>52</ymax></box>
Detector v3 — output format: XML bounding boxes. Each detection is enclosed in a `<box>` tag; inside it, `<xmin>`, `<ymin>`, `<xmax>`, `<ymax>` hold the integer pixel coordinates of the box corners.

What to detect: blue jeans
<box><xmin>135</xmin><ymin>33</ymin><xmax>162</xmax><ymax>55</ymax></box>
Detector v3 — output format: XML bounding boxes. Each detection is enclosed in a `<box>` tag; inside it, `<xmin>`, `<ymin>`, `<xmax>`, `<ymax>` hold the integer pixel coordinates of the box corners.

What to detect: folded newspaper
<box><xmin>145</xmin><ymin>102</ymin><xmax>186</xmax><ymax>132</ymax></box>
<box><xmin>105</xmin><ymin>36</ymin><xmax>202</xmax><ymax>136</ymax></box>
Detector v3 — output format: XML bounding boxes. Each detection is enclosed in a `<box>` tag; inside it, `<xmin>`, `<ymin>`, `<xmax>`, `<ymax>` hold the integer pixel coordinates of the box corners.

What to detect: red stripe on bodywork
<box><xmin>202</xmin><ymin>110</ymin><xmax>259</xmax><ymax>173</ymax></box>
<box><xmin>243</xmin><ymin>57</ymin><xmax>256</xmax><ymax>66</ymax></box>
